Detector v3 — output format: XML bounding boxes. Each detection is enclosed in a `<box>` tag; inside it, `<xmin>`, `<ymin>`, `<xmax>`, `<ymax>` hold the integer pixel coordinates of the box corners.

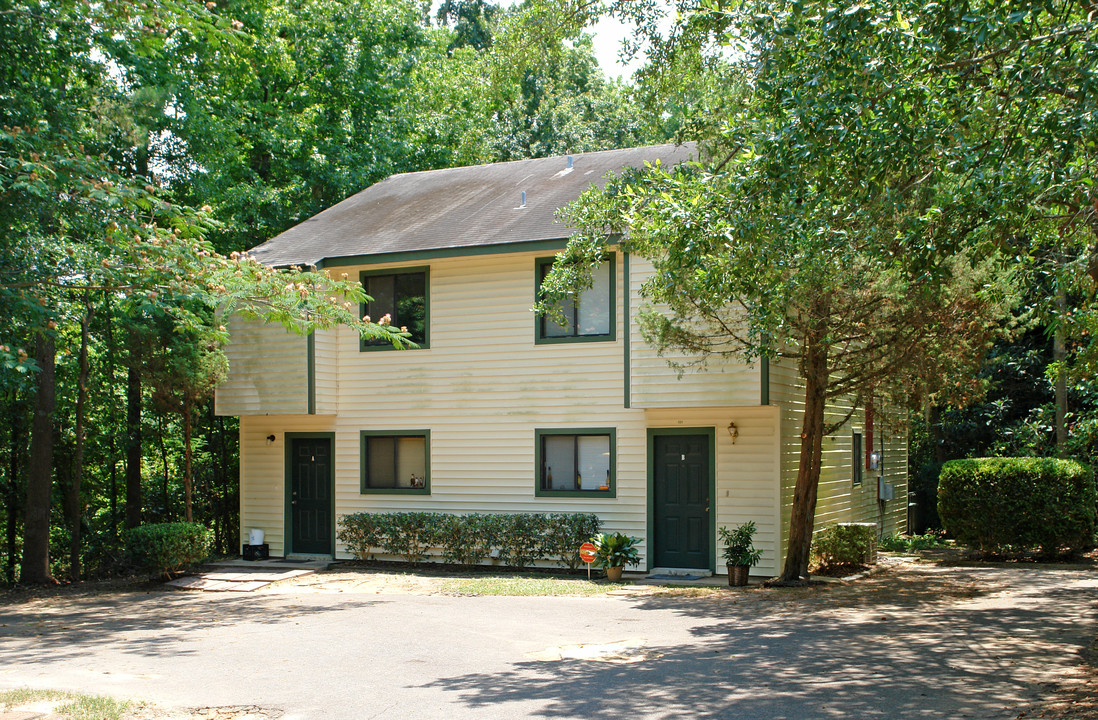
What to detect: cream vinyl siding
<box><xmin>216</xmin><ymin>317</ymin><xmax>308</xmax><ymax>416</ymax></box>
<box><xmin>627</xmin><ymin>256</ymin><xmax>761</xmax><ymax>408</ymax></box>
<box><xmin>330</xmin><ymin>251</ymin><xmax>643</xmax><ymax>556</ymax></box>
<box><xmin>313</xmin><ymin>327</ymin><xmax>339</xmax><ymax>415</ymax></box>
<box><xmin>238</xmin><ymin>415</ymin><xmax>336</xmax><ymax>556</ymax></box>
<box><xmin>645</xmin><ymin>406</ymin><xmax>782</xmax><ymax>577</ymax></box>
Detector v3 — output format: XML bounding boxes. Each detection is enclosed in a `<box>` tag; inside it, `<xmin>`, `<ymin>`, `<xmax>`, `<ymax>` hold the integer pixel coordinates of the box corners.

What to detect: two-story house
<box><xmin>214</xmin><ymin>143</ymin><xmax>908</xmax><ymax>578</ymax></box>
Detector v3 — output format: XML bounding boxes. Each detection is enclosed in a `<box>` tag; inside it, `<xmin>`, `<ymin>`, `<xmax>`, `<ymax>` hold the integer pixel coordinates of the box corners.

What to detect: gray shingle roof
<box><xmin>247</xmin><ymin>143</ymin><xmax>696</xmax><ymax>267</ymax></box>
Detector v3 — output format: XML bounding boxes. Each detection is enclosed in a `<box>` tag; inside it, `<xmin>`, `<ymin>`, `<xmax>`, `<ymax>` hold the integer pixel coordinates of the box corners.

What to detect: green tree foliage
<box><xmin>489</xmin><ymin>37</ymin><xmax>659</xmax><ymax>160</ymax></box>
<box><xmin>536</xmin><ymin>0</ymin><xmax>1098</xmax><ymax>580</ymax></box>
<box><xmin>0</xmin><ymin>0</ymin><xmax>654</xmax><ymax>584</ymax></box>
<box><xmin>152</xmin><ymin>0</ymin><xmax>443</xmax><ymax>252</ymax></box>
<box><xmin>0</xmin><ymin>0</ymin><xmax>410</xmax><ymax>583</ymax></box>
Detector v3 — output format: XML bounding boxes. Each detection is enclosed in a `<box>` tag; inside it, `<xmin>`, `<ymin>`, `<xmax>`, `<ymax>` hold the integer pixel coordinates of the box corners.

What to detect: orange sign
<box><xmin>579</xmin><ymin>542</ymin><xmax>598</xmax><ymax>564</ymax></box>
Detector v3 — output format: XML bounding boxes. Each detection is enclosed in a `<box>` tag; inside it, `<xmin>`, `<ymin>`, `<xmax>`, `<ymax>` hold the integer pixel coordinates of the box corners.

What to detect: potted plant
<box><xmin>720</xmin><ymin>521</ymin><xmax>763</xmax><ymax>587</ymax></box>
<box><xmin>592</xmin><ymin>532</ymin><xmax>640</xmax><ymax>582</ymax></box>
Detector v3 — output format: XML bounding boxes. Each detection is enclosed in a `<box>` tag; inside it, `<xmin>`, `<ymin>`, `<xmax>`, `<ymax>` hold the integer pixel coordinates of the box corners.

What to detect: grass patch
<box><xmin>0</xmin><ymin>688</ymin><xmax>133</xmax><ymax>720</ymax></box>
<box><xmin>647</xmin><ymin>586</ymin><xmax>725</xmax><ymax>598</ymax></box>
<box><xmin>440</xmin><ymin>575</ymin><xmax>626</xmax><ymax>596</ymax></box>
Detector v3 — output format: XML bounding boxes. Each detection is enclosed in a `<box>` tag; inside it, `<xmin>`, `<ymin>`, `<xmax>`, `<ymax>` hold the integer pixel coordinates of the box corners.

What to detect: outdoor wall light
<box><xmin>727</xmin><ymin>421</ymin><xmax>739</xmax><ymax>444</ymax></box>
<box><xmin>266</xmin><ymin>434</ymin><xmax>276</xmax><ymax>446</ymax></box>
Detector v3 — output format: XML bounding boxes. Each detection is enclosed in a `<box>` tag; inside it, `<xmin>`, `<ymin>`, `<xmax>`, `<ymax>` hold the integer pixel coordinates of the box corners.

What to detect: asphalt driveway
<box><xmin>1</xmin><ymin>562</ymin><xmax>1095</xmax><ymax>719</ymax></box>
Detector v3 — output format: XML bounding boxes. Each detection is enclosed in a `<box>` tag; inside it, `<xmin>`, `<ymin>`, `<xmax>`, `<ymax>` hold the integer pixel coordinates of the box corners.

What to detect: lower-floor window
<box><xmin>361</xmin><ymin>431</ymin><xmax>430</xmax><ymax>494</ymax></box>
<box><xmin>536</xmin><ymin>429</ymin><xmax>615</xmax><ymax>497</ymax></box>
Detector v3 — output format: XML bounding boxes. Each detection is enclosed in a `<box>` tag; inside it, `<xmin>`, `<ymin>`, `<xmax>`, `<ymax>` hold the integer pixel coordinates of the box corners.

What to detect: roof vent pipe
<box><xmin>521</xmin><ymin>190</ymin><xmax>526</xmax><ymax>208</ymax></box>
<box><xmin>567</xmin><ymin>155</ymin><xmax>573</xmax><ymax>169</ymax></box>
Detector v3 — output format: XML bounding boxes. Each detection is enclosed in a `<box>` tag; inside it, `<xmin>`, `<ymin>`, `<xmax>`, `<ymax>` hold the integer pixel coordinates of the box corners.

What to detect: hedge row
<box><xmin>337</xmin><ymin>512</ymin><xmax>601</xmax><ymax>569</ymax></box>
<box><xmin>938</xmin><ymin>457</ymin><xmax>1096</xmax><ymax>556</ymax></box>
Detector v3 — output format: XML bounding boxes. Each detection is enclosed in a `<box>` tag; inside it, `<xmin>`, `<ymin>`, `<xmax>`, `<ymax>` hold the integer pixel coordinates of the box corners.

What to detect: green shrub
<box><xmin>879</xmin><ymin>532</ymin><xmax>947</xmax><ymax>552</ymax></box>
<box><xmin>938</xmin><ymin>457</ymin><xmax>1096</xmax><ymax>556</ymax></box>
<box><xmin>437</xmin><ymin>513</ymin><xmax>494</xmax><ymax>566</ymax></box>
<box><xmin>542</xmin><ymin>513</ymin><xmax>602</xmax><ymax>570</ymax></box>
<box><xmin>811</xmin><ymin>523</ymin><xmax>876</xmax><ymax>571</ymax></box>
<box><xmin>377</xmin><ymin>512</ymin><xmax>439</xmax><ymax>564</ymax></box>
<box><xmin>496</xmin><ymin>514</ymin><xmax>547</xmax><ymax>569</ymax></box>
<box><xmin>878</xmin><ymin>533</ymin><xmax>906</xmax><ymax>552</ymax></box>
<box><xmin>125</xmin><ymin>522</ymin><xmax>210</xmax><ymax>578</ymax></box>
<box><xmin>337</xmin><ymin>513</ymin><xmax>384</xmax><ymax>560</ymax></box>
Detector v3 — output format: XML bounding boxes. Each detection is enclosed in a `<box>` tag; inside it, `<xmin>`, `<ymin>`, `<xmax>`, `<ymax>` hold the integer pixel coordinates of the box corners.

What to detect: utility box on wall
<box><xmin>878</xmin><ymin>478</ymin><xmax>895</xmax><ymax>501</ymax></box>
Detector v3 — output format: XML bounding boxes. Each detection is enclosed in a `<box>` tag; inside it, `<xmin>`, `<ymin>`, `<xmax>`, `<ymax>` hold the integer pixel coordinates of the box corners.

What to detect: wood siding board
<box><xmin>627</xmin><ymin>257</ymin><xmax>761</xmax><ymax>408</ymax></box>
<box><xmin>216</xmin><ymin>317</ymin><xmax>308</xmax><ymax>416</ymax></box>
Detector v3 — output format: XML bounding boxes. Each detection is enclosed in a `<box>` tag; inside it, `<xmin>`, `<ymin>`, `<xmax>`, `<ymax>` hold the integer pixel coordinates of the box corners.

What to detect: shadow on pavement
<box><xmin>0</xmin><ymin>589</ymin><xmax>383</xmax><ymax>664</ymax></box>
<box><xmin>419</xmin><ymin>565</ymin><xmax>1097</xmax><ymax>719</ymax></box>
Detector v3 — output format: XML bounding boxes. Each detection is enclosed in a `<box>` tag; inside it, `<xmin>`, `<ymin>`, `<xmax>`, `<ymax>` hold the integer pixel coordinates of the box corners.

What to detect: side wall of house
<box><xmin>216</xmin><ymin>317</ymin><xmax>308</xmax><ymax>416</ymax></box>
<box><xmin>769</xmin><ymin>358</ymin><xmax>909</xmax><ymax>566</ymax></box>
<box><xmin>628</xmin><ymin>256</ymin><xmax>761</xmax><ymax>408</ymax></box>
<box><xmin>312</xmin><ymin>327</ymin><xmax>340</xmax><ymax>415</ymax></box>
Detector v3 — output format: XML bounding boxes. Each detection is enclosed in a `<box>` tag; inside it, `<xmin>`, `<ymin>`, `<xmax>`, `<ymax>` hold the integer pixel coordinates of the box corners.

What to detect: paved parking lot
<box><xmin>1</xmin><ymin>563</ymin><xmax>1095</xmax><ymax>719</ymax></box>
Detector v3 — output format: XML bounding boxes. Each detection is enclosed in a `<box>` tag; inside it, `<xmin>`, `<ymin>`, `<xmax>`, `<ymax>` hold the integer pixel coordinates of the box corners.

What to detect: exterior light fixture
<box><xmin>266</xmin><ymin>434</ymin><xmax>276</xmax><ymax>446</ymax></box>
<box><xmin>727</xmin><ymin>421</ymin><xmax>739</xmax><ymax>444</ymax></box>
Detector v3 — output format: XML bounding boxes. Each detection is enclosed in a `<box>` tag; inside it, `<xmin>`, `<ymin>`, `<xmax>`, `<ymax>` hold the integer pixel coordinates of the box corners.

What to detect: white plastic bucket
<box><xmin>249</xmin><ymin>528</ymin><xmax>265</xmax><ymax>546</ymax></box>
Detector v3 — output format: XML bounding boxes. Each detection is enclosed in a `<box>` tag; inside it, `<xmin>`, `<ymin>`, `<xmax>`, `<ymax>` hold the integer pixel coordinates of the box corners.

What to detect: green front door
<box><xmin>289</xmin><ymin>437</ymin><xmax>332</xmax><ymax>555</ymax></box>
<box><xmin>652</xmin><ymin>433</ymin><xmax>711</xmax><ymax>569</ymax></box>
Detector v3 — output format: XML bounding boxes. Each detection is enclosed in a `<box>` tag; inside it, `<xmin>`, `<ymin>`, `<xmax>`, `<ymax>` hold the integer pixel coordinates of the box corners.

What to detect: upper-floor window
<box><xmin>361</xmin><ymin>267</ymin><xmax>428</xmax><ymax>350</ymax></box>
<box><xmin>536</xmin><ymin>256</ymin><xmax>615</xmax><ymax>343</ymax></box>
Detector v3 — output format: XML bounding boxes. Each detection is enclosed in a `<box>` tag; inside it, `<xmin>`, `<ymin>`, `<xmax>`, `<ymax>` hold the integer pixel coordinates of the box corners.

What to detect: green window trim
<box><xmin>360</xmin><ymin>430</ymin><xmax>431</xmax><ymax>495</ymax></box>
<box><xmin>359</xmin><ymin>266</ymin><xmax>430</xmax><ymax>352</ymax></box>
<box><xmin>534</xmin><ymin>428</ymin><xmax>617</xmax><ymax>498</ymax></box>
<box><xmin>852</xmin><ymin>430</ymin><xmax>863</xmax><ymax>487</ymax></box>
<box><xmin>534</xmin><ymin>254</ymin><xmax>616</xmax><ymax>344</ymax></box>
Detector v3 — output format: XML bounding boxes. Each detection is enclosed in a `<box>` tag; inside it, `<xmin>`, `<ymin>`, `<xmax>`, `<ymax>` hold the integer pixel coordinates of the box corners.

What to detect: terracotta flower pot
<box><xmin>606</xmin><ymin>566</ymin><xmax>624</xmax><ymax>582</ymax></box>
<box><xmin>727</xmin><ymin>564</ymin><xmax>750</xmax><ymax>587</ymax></box>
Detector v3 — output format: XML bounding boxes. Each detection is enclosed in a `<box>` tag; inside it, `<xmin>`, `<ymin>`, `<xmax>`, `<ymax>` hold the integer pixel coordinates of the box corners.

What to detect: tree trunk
<box><xmin>66</xmin><ymin>302</ymin><xmax>92</xmax><ymax>580</ymax></box>
<box><xmin>928</xmin><ymin>404</ymin><xmax>947</xmax><ymax>464</ymax></box>
<box><xmin>125</xmin><ymin>363</ymin><xmax>142</xmax><ymax>529</ymax></box>
<box><xmin>21</xmin><ymin>333</ymin><xmax>56</xmax><ymax>585</ymax></box>
<box><xmin>5</xmin><ymin>391</ymin><xmax>22</xmax><ymax>585</ymax></box>
<box><xmin>1054</xmin><ymin>286</ymin><xmax>1068</xmax><ymax>456</ymax></box>
<box><xmin>183</xmin><ymin>403</ymin><xmax>193</xmax><ymax>522</ymax></box>
<box><xmin>105</xmin><ymin>293</ymin><xmax>118</xmax><ymax>538</ymax></box>
<box><xmin>156</xmin><ymin>412</ymin><xmax>170</xmax><ymax>518</ymax></box>
<box><xmin>779</xmin><ymin>335</ymin><xmax>830</xmax><ymax>583</ymax></box>
<box><xmin>217</xmin><ymin>414</ymin><xmax>230</xmax><ymax>556</ymax></box>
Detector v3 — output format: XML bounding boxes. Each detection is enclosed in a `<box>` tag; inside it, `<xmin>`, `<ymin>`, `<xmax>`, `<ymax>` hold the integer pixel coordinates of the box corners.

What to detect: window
<box><xmin>535</xmin><ymin>429</ymin><xmax>615</xmax><ymax>497</ymax></box>
<box><xmin>536</xmin><ymin>256</ymin><xmax>615</xmax><ymax>342</ymax></box>
<box><xmin>360</xmin><ymin>431</ymin><xmax>430</xmax><ymax>494</ymax></box>
<box><xmin>361</xmin><ymin>268</ymin><xmax>428</xmax><ymax>349</ymax></box>
<box><xmin>852</xmin><ymin>431</ymin><xmax>863</xmax><ymax>487</ymax></box>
